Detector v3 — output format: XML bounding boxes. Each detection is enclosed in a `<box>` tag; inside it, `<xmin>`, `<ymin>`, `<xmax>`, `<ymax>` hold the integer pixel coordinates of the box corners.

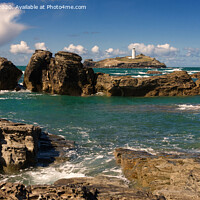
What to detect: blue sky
<box><xmin>0</xmin><ymin>0</ymin><xmax>200</xmax><ymax>66</ymax></box>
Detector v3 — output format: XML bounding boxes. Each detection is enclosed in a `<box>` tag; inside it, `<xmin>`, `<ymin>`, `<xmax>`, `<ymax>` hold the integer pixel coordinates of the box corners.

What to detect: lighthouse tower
<box><xmin>132</xmin><ymin>48</ymin><xmax>136</xmax><ymax>59</ymax></box>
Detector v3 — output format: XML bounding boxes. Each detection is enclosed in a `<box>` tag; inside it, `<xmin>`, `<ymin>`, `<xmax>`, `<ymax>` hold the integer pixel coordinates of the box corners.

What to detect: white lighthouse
<box><xmin>132</xmin><ymin>48</ymin><xmax>136</xmax><ymax>59</ymax></box>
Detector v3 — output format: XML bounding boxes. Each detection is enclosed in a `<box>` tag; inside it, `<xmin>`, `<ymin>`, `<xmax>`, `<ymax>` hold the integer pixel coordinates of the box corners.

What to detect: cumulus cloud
<box><xmin>105</xmin><ymin>48</ymin><xmax>114</xmax><ymax>53</ymax></box>
<box><xmin>91</xmin><ymin>45</ymin><xmax>99</xmax><ymax>53</ymax></box>
<box><xmin>35</xmin><ymin>42</ymin><xmax>47</xmax><ymax>50</ymax></box>
<box><xmin>63</xmin><ymin>44</ymin><xmax>87</xmax><ymax>54</ymax></box>
<box><xmin>105</xmin><ymin>48</ymin><xmax>126</xmax><ymax>56</ymax></box>
<box><xmin>128</xmin><ymin>43</ymin><xmax>178</xmax><ymax>57</ymax></box>
<box><xmin>10</xmin><ymin>41</ymin><xmax>34</xmax><ymax>54</ymax></box>
<box><xmin>0</xmin><ymin>3</ymin><xmax>27</xmax><ymax>46</ymax></box>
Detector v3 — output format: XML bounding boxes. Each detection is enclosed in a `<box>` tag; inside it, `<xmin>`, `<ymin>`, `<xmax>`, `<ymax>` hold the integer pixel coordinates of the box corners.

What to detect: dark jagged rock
<box><xmin>23</xmin><ymin>50</ymin><xmax>96</xmax><ymax>96</ymax></box>
<box><xmin>37</xmin><ymin>132</ymin><xmax>75</xmax><ymax>166</ymax></box>
<box><xmin>114</xmin><ymin>148</ymin><xmax>200</xmax><ymax>200</ymax></box>
<box><xmin>95</xmin><ymin>71</ymin><xmax>200</xmax><ymax>97</ymax></box>
<box><xmin>0</xmin><ymin>57</ymin><xmax>22</xmax><ymax>90</ymax></box>
<box><xmin>0</xmin><ymin>119</ymin><xmax>75</xmax><ymax>173</ymax></box>
<box><xmin>83</xmin><ymin>54</ymin><xmax>166</xmax><ymax>68</ymax></box>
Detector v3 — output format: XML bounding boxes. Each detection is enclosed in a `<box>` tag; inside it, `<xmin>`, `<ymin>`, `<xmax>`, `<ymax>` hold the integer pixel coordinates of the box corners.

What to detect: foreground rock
<box><xmin>114</xmin><ymin>148</ymin><xmax>200</xmax><ymax>200</ymax></box>
<box><xmin>0</xmin><ymin>176</ymin><xmax>165</xmax><ymax>200</ymax></box>
<box><xmin>0</xmin><ymin>119</ymin><xmax>40</xmax><ymax>173</ymax></box>
<box><xmin>0</xmin><ymin>57</ymin><xmax>22</xmax><ymax>90</ymax></box>
<box><xmin>83</xmin><ymin>54</ymin><xmax>166</xmax><ymax>68</ymax></box>
<box><xmin>96</xmin><ymin>71</ymin><xmax>200</xmax><ymax>97</ymax></box>
<box><xmin>0</xmin><ymin>119</ymin><xmax>75</xmax><ymax>173</ymax></box>
<box><xmin>23</xmin><ymin>50</ymin><xmax>96</xmax><ymax>96</ymax></box>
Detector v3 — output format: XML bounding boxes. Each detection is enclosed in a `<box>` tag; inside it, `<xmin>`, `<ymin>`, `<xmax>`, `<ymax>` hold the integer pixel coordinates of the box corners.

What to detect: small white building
<box><xmin>128</xmin><ymin>48</ymin><xmax>136</xmax><ymax>59</ymax></box>
<box><xmin>132</xmin><ymin>48</ymin><xmax>136</xmax><ymax>59</ymax></box>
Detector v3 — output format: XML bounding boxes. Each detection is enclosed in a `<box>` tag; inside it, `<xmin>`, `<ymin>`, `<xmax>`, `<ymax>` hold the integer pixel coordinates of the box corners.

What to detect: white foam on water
<box><xmin>124</xmin><ymin>145</ymin><xmax>157</xmax><ymax>155</ymax></box>
<box><xmin>189</xmin><ymin>71</ymin><xmax>200</xmax><ymax>73</ymax></box>
<box><xmin>112</xmin><ymin>73</ymin><xmax>128</xmax><ymax>75</ymax></box>
<box><xmin>24</xmin><ymin>163</ymin><xmax>86</xmax><ymax>185</ymax></box>
<box><xmin>138</xmin><ymin>72</ymin><xmax>147</xmax><ymax>74</ymax></box>
<box><xmin>164</xmin><ymin>68</ymin><xmax>182</xmax><ymax>72</ymax></box>
<box><xmin>131</xmin><ymin>75</ymin><xmax>150</xmax><ymax>78</ymax></box>
<box><xmin>177</xmin><ymin>104</ymin><xmax>200</xmax><ymax>111</ymax></box>
<box><xmin>96</xmin><ymin>155</ymin><xmax>104</xmax><ymax>159</ymax></box>
<box><xmin>95</xmin><ymin>92</ymin><xmax>105</xmax><ymax>96</ymax></box>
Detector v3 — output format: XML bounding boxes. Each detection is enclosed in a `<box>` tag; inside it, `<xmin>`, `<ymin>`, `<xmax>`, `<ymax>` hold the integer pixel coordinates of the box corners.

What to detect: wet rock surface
<box><xmin>96</xmin><ymin>71</ymin><xmax>200</xmax><ymax>97</ymax></box>
<box><xmin>114</xmin><ymin>148</ymin><xmax>200</xmax><ymax>200</ymax></box>
<box><xmin>0</xmin><ymin>57</ymin><xmax>22</xmax><ymax>90</ymax></box>
<box><xmin>23</xmin><ymin>50</ymin><xmax>96</xmax><ymax>96</ymax></box>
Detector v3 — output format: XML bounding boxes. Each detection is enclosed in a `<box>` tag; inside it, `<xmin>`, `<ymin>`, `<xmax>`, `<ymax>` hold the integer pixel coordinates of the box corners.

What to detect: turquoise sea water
<box><xmin>0</xmin><ymin>66</ymin><xmax>200</xmax><ymax>184</ymax></box>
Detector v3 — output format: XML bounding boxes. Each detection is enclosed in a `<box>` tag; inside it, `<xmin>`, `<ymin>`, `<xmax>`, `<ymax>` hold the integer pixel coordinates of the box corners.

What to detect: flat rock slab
<box><xmin>114</xmin><ymin>148</ymin><xmax>200</xmax><ymax>200</ymax></box>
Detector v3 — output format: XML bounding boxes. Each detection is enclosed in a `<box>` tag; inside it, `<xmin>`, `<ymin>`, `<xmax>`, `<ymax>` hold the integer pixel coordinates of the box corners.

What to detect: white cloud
<box><xmin>10</xmin><ymin>41</ymin><xmax>34</xmax><ymax>54</ymax></box>
<box><xmin>0</xmin><ymin>3</ymin><xmax>27</xmax><ymax>46</ymax></box>
<box><xmin>35</xmin><ymin>42</ymin><xmax>47</xmax><ymax>50</ymax></box>
<box><xmin>128</xmin><ymin>43</ymin><xmax>178</xmax><ymax>57</ymax></box>
<box><xmin>63</xmin><ymin>44</ymin><xmax>87</xmax><ymax>54</ymax></box>
<box><xmin>105</xmin><ymin>48</ymin><xmax>114</xmax><ymax>53</ymax></box>
<box><xmin>91</xmin><ymin>45</ymin><xmax>99</xmax><ymax>53</ymax></box>
<box><xmin>105</xmin><ymin>48</ymin><xmax>126</xmax><ymax>56</ymax></box>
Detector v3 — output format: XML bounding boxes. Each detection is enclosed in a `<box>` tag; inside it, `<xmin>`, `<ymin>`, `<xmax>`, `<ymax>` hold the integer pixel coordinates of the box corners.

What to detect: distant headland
<box><xmin>83</xmin><ymin>54</ymin><xmax>166</xmax><ymax>68</ymax></box>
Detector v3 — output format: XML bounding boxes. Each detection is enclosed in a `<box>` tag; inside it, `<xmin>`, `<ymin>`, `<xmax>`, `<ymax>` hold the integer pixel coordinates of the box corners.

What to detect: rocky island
<box><xmin>83</xmin><ymin>54</ymin><xmax>166</xmax><ymax>68</ymax></box>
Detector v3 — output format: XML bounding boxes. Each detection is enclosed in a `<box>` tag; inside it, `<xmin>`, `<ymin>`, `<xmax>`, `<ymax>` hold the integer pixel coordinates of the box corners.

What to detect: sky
<box><xmin>0</xmin><ymin>0</ymin><xmax>200</xmax><ymax>66</ymax></box>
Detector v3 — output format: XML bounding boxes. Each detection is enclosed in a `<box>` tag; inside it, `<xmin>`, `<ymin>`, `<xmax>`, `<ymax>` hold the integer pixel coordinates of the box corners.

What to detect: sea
<box><xmin>0</xmin><ymin>66</ymin><xmax>200</xmax><ymax>185</ymax></box>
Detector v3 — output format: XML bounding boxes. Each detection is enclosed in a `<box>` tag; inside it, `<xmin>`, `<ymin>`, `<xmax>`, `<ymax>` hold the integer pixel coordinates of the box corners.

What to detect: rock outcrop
<box><xmin>191</xmin><ymin>72</ymin><xmax>200</xmax><ymax>79</ymax></box>
<box><xmin>0</xmin><ymin>119</ymin><xmax>75</xmax><ymax>173</ymax></box>
<box><xmin>23</xmin><ymin>50</ymin><xmax>96</xmax><ymax>96</ymax></box>
<box><xmin>114</xmin><ymin>148</ymin><xmax>200</xmax><ymax>200</ymax></box>
<box><xmin>147</xmin><ymin>70</ymin><xmax>162</xmax><ymax>75</ymax></box>
<box><xmin>0</xmin><ymin>57</ymin><xmax>22</xmax><ymax>90</ymax></box>
<box><xmin>95</xmin><ymin>71</ymin><xmax>200</xmax><ymax>97</ymax></box>
<box><xmin>23</xmin><ymin>51</ymin><xmax>200</xmax><ymax>97</ymax></box>
<box><xmin>0</xmin><ymin>176</ymin><xmax>165</xmax><ymax>200</ymax></box>
<box><xmin>0</xmin><ymin>119</ymin><xmax>41</xmax><ymax>173</ymax></box>
<box><xmin>83</xmin><ymin>54</ymin><xmax>166</xmax><ymax>68</ymax></box>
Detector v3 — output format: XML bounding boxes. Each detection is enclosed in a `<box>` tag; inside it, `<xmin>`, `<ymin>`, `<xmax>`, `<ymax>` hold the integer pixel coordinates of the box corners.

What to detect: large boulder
<box><xmin>114</xmin><ymin>148</ymin><xmax>200</xmax><ymax>200</ymax></box>
<box><xmin>0</xmin><ymin>57</ymin><xmax>22</xmax><ymax>90</ymax></box>
<box><xmin>23</xmin><ymin>50</ymin><xmax>96</xmax><ymax>96</ymax></box>
<box><xmin>0</xmin><ymin>119</ymin><xmax>41</xmax><ymax>173</ymax></box>
<box><xmin>96</xmin><ymin>71</ymin><xmax>200</xmax><ymax>97</ymax></box>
